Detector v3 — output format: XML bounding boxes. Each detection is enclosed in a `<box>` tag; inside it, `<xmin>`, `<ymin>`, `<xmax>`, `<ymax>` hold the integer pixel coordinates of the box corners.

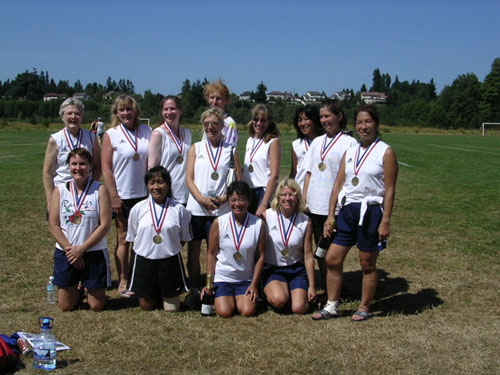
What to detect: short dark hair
<box><xmin>320</xmin><ymin>99</ymin><xmax>347</xmax><ymax>130</ymax></box>
<box><xmin>354</xmin><ymin>104</ymin><xmax>379</xmax><ymax>128</ymax></box>
<box><xmin>144</xmin><ymin>166</ymin><xmax>173</xmax><ymax>199</ymax></box>
<box><xmin>66</xmin><ymin>148</ymin><xmax>93</xmax><ymax>165</ymax></box>
<box><xmin>293</xmin><ymin>105</ymin><xmax>324</xmax><ymax>139</ymax></box>
<box><xmin>227</xmin><ymin>181</ymin><xmax>251</xmax><ymax>201</ymax></box>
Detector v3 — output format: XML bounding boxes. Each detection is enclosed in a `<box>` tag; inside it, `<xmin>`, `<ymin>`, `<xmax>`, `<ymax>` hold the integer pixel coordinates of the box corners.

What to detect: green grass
<box><xmin>1</xmin><ymin>128</ymin><xmax>499</xmax><ymax>374</ymax></box>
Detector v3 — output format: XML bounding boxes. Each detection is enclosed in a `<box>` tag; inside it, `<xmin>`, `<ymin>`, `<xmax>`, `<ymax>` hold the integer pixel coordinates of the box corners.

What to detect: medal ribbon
<box><xmin>163</xmin><ymin>122</ymin><xmax>184</xmax><ymax>155</ymax></box>
<box><xmin>353</xmin><ymin>139</ymin><xmax>380</xmax><ymax>176</ymax></box>
<box><xmin>277</xmin><ymin>211</ymin><xmax>297</xmax><ymax>248</ymax></box>
<box><xmin>149</xmin><ymin>198</ymin><xmax>169</xmax><ymax>235</ymax></box>
<box><xmin>320</xmin><ymin>132</ymin><xmax>343</xmax><ymax>162</ymax></box>
<box><xmin>249</xmin><ymin>136</ymin><xmax>265</xmax><ymax>163</ymax></box>
<box><xmin>64</xmin><ymin>128</ymin><xmax>82</xmax><ymax>150</ymax></box>
<box><xmin>229</xmin><ymin>213</ymin><xmax>249</xmax><ymax>252</ymax></box>
<box><xmin>120</xmin><ymin>124</ymin><xmax>138</xmax><ymax>153</ymax></box>
<box><xmin>70</xmin><ymin>178</ymin><xmax>92</xmax><ymax>216</ymax></box>
<box><xmin>303</xmin><ymin>138</ymin><xmax>311</xmax><ymax>152</ymax></box>
<box><xmin>205</xmin><ymin>139</ymin><xmax>223</xmax><ymax>173</ymax></box>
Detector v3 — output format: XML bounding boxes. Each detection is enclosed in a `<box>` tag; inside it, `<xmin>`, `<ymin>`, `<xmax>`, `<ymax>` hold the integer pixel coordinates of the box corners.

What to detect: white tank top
<box><xmin>243</xmin><ymin>136</ymin><xmax>279</xmax><ymax>188</ymax></box>
<box><xmin>291</xmin><ymin>138</ymin><xmax>311</xmax><ymax>191</ymax></box>
<box><xmin>264</xmin><ymin>208</ymin><xmax>309</xmax><ymax>267</ymax></box>
<box><xmin>106</xmin><ymin>124</ymin><xmax>152</xmax><ymax>199</ymax></box>
<box><xmin>155</xmin><ymin>125</ymin><xmax>191</xmax><ymax>204</ymax></box>
<box><xmin>215</xmin><ymin>212</ymin><xmax>262</xmax><ymax>283</ymax></box>
<box><xmin>186</xmin><ymin>140</ymin><xmax>234</xmax><ymax>217</ymax></box>
<box><xmin>304</xmin><ymin>132</ymin><xmax>357</xmax><ymax>215</ymax></box>
<box><xmin>51</xmin><ymin>128</ymin><xmax>95</xmax><ymax>185</ymax></box>
<box><xmin>56</xmin><ymin>180</ymin><xmax>106</xmax><ymax>251</ymax></box>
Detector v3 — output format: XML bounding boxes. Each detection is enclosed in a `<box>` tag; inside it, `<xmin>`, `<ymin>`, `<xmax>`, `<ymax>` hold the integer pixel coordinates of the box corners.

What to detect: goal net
<box><xmin>481</xmin><ymin>122</ymin><xmax>500</xmax><ymax>136</ymax></box>
<box><xmin>140</xmin><ymin>118</ymin><xmax>151</xmax><ymax>127</ymax></box>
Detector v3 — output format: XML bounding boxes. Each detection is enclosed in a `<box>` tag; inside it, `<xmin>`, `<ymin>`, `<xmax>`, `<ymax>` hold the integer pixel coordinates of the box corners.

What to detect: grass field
<box><xmin>0</xmin><ymin>127</ymin><xmax>499</xmax><ymax>374</ymax></box>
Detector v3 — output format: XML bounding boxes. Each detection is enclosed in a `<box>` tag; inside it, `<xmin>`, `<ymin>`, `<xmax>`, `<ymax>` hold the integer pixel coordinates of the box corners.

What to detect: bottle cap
<box><xmin>39</xmin><ymin>317</ymin><xmax>54</xmax><ymax>329</ymax></box>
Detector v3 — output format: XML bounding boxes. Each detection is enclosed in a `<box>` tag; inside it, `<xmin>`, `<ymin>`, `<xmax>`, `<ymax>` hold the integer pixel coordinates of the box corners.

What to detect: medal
<box><xmin>70</xmin><ymin>179</ymin><xmax>92</xmax><ymax>226</ymax></box>
<box><xmin>277</xmin><ymin>211</ymin><xmax>297</xmax><ymax>258</ymax></box>
<box><xmin>353</xmin><ymin>139</ymin><xmax>380</xmax><ymax>186</ymax></box>
<box><xmin>63</xmin><ymin>128</ymin><xmax>82</xmax><ymax>151</ymax></box>
<box><xmin>351</xmin><ymin>176</ymin><xmax>359</xmax><ymax>186</ymax></box>
<box><xmin>319</xmin><ymin>132</ymin><xmax>343</xmax><ymax>171</ymax></box>
<box><xmin>318</xmin><ymin>162</ymin><xmax>326</xmax><ymax>171</ymax></box>
<box><xmin>248</xmin><ymin>164</ymin><xmax>254</xmax><ymax>173</ymax></box>
<box><xmin>248</xmin><ymin>136</ymin><xmax>264</xmax><ymax>173</ymax></box>
<box><xmin>133</xmin><ymin>153</ymin><xmax>140</xmax><ymax>161</ymax></box>
<box><xmin>205</xmin><ymin>139</ymin><xmax>223</xmax><ymax>182</ymax></box>
<box><xmin>163</xmin><ymin>123</ymin><xmax>185</xmax><ymax>164</ymax></box>
<box><xmin>72</xmin><ymin>215</ymin><xmax>82</xmax><ymax>225</ymax></box>
<box><xmin>149</xmin><ymin>197</ymin><xmax>169</xmax><ymax>245</ymax></box>
<box><xmin>229</xmin><ymin>213</ymin><xmax>249</xmax><ymax>264</ymax></box>
<box><xmin>120</xmin><ymin>124</ymin><xmax>139</xmax><ymax>162</ymax></box>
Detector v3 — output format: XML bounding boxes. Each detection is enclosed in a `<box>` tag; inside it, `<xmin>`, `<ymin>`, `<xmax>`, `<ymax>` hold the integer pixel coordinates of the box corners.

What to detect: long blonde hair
<box><xmin>111</xmin><ymin>94</ymin><xmax>141</xmax><ymax>128</ymax></box>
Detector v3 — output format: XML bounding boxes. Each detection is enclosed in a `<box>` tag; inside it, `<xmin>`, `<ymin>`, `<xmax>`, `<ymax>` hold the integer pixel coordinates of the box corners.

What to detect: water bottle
<box><xmin>47</xmin><ymin>276</ymin><xmax>57</xmax><ymax>304</ymax></box>
<box><xmin>33</xmin><ymin>317</ymin><xmax>56</xmax><ymax>370</ymax></box>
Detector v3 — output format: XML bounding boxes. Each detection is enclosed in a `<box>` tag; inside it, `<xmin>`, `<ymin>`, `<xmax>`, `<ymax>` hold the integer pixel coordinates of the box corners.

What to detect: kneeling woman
<box><xmin>263</xmin><ymin>179</ymin><xmax>316</xmax><ymax>314</ymax></box>
<box><xmin>202</xmin><ymin>181</ymin><xmax>266</xmax><ymax>318</ymax></box>
<box><xmin>126</xmin><ymin>167</ymin><xmax>192</xmax><ymax>311</ymax></box>
<box><xmin>48</xmin><ymin>148</ymin><xmax>112</xmax><ymax>312</ymax></box>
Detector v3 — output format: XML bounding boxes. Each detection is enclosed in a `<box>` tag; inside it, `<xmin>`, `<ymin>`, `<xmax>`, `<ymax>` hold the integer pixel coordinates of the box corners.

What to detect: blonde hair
<box><xmin>247</xmin><ymin>103</ymin><xmax>280</xmax><ymax>143</ymax></box>
<box><xmin>111</xmin><ymin>94</ymin><xmax>141</xmax><ymax>128</ymax></box>
<box><xmin>270</xmin><ymin>178</ymin><xmax>306</xmax><ymax>214</ymax></box>
<box><xmin>200</xmin><ymin>107</ymin><xmax>225</xmax><ymax>126</ymax></box>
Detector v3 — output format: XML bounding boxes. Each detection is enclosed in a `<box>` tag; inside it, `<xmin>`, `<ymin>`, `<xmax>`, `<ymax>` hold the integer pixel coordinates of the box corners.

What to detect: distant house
<box><xmin>103</xmin><ymin>91</ymin><xmax>117</xmax><ymax>102</ymax></box>
<box><xmin>239</xmin><ymin>91</ymin><xmax>252</xmax><ymax>101</ymax></box>
<box><xmin>43</xmin><ymin>93</ymin><xmax>66</xmax><ymax>102</ymax></box>
<box><xmin>73</xmin><ymin>92</ymin><xmax>93</xmax><ymax>101</ymax></box>
<box><xmin>266</xmin><ymin>91</ymin><xmax>297</xmax><ymax>103</ymax></box>
<box><xmin>360</xmin><ymin>92</ymin><xmax>387</xmax><ymax>104</ymax></box>
<box><xmin>303</xmin><ymin>91</ymin><xmax>326</xmax><ymax>102</ymax></box>
<box><xmin>333</xmin><ymin>91</ymin><xmax>352</xmax><ymax>101</ymax></box>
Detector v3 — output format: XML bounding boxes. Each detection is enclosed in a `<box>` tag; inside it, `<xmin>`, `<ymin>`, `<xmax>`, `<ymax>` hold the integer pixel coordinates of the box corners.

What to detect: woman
<box><xmin>185</xmin><ymin>108</ymin><xmax>243</xmax><ymax>303</ymax></box>
<box><xmin>203</xmin><ymin>80</ymin><xmax>238</xmax><ymax>147</ymax></box>
<box><xmin>126</xmin><ymin>167</ymin><xmax>192</xmax><ymax>311</ymax></box>
<box><xmin>48</xmin><ymin>148</ymin><xmax>111</xmax><ymax>312</ymax></box>
<box><xmin>263</xmin><ymin>179</ymin><xmax>316</xmax><ymax>314</ymax></box>
<box><xmin>101</xmin><ymin>95</ymin><xmax>152</xmax><ymax>296</ymax></box>
<box><xmin>43</xmin><ymin>98</ymin><xmax>101</xmax><ymax>214</ymax></box>
<box><xmin>148</xmin><ymin>96</ymin><xmax>191</xmax><ymax>205</ymax></box>
<box><xmin>313</xmin><ymin>104</ymin><xmax>398</xmax><ymax>321</ymax></box>
<box><xmin>201</xmin><ymin>181</ymin><xmax>266</xmax><ymax>318</ymax></box>
<box><xmin>289</xmin><ymin>105</ymin><xmax>323</xmax><ymax>191</ymax></box>
<box><xmin>302</xmin><ymin>99</ymin><xmax>357</xmax><ymax>291</ymax></box>
<box><xmin>243</xmin><ymin>104</ymin><xmax>281</xmax><ymax>218</ymax></box>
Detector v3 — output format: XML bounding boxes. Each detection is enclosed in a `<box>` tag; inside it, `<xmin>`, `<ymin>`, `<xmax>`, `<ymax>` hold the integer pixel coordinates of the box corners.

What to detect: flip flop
<box><xmin>351</xmin><ymin>310</ymin><xmax>372</xmax><ymax>322</ymax></box>
<box><xmin>311</xmin><ymin>308</ymin><xmax>338</xmax><ymax>320</ymax></box>
<box><xmin>118</xmin><ymin>289</ymin><xmax>135</xmax><ymax>298</ymax></box>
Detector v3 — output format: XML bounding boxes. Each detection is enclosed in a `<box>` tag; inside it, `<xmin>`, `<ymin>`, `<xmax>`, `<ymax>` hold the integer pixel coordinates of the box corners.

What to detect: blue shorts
<box><xmin>333</xmin><ymin>203</ymin><xmax>383</xmax><ymax>252</ymax></box>
<box><xmin>214</xmin><ymin>280</ymin><xmax>251</xmax><ymax>298</ymax></box>
<box><xmin>190</xmin><ymin>215</ymin><xmax>215</xmax><ymax>241</ymax></box>
<box><xmin>248</xmin><ymin>187</ymin><xmax>266</xmax><ymax>215</ymax></box>
<box><xmin>53</xmin><ymin>248</ymin><xmax>111</xmax><ymax>290</ymax></box>
<box><xmin>262</xmin><ymin>262</ymin><xmax>309</xmax><ymax>291</ymax></box>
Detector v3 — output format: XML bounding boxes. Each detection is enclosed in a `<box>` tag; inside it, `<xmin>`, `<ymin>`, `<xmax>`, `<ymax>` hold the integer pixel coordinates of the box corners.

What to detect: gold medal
<box><xmin>133</xmin><ymin>153</ymin><xmax>140</xmax><ymax>161</ymax></box>
<box><xmin>281</xmin><ymin>247</ymin><xmax>290</xmax><ymax>257</ymax></box>
<box><xmin>248</xmin><ymin>164</ymin><xmax>254</xmax><ymax>173</ymax></box>
<box><xmin>73</xmin><ymin>215</ymin><xmax>82</xmax><ymax>225</ymax></box>
<box><xmin>153</xmin><ymin>235</ymin><xmax>162</xmax><ymax>244</ymax></box>
<box><xmin>176</xmin><ymin>155</ymin><xmax>184</xmax><ymax>164</ymax></box>
<box><xmin>318</xmin><ymin>162</ymin><xmax>326</xmax><ymax>171</ymax></box>
<box><xmin>351</xmin><ymin>176</ymin><xmax>359</xmax><ymax>186</ymax></box>
<box><xmin>211</xmin><ymin>172</ymin><xmax>219</xmax><ymax>180</ymax></box>
<box><xmin>233</xmin><ymin>252</ymin><xmax>242</xmax><ymax>261</ymax></box>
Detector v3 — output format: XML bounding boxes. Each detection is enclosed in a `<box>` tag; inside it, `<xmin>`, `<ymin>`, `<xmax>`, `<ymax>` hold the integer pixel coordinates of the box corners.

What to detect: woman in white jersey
<box><xmin>43</xmin><ymin>98</ymin><xmax>101</xmax><ymax>214</ymax></box>
<box><xmin>185</xmin><ymin>108</ymin><xmax>243</xmax><ymax>306</ymax></box>
<box><xmin>242</xmin><ymin>104</ymin><xmax>281</xmax><ymax>218</ymax></box>
<box><xmin>49</xmin><ymin>148</ymin><xmax>111</xmax><ymax>312</ymax></box>
<box><xmin>126</xmin><ymin>166</ymin><xmax>192</xmax><ymax>311</ymax></box>
<box><xmin>202</xmin><ymin>181</ymin><xmax>266</xmax><ymax>318</ymax></box>
<box><xmin>148</xmin><ymin>96</ymin><xmax>191</xmax><ymax>205</ymax></box>
<box><xmin>102</xmin><ymin>95</ymin><xmax>152</xmax><ymax>297</ymax></box>
<box><xmin>302</xmin><ymin>100</ymin><xmax>357</xmax><ymax>293</ymax></box>
<box><xmin>262</xmin><ymin>179</ymin><xmax>316</xmax><ymax>314</ymax></box>
<box><xmin>289</xmin><ymin>105</ymin><xmax>324</xmax><ymax>191</ymax></box>
<box><xmin>314</xmin><ymin>105</ymin><xmax>398</xmax><ymax>321</ymax></box>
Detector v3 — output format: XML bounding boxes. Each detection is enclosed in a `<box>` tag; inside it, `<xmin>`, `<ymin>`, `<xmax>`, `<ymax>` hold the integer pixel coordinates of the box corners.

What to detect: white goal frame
<box><xmin>140</xmin><ymin>117</ymin><xmax>150</xmax><ymax>127</ymax></box>
<box><xmin>481</xmin><ymin>122</ymin><xmax>500</xmax><ymax>136</ymax></box>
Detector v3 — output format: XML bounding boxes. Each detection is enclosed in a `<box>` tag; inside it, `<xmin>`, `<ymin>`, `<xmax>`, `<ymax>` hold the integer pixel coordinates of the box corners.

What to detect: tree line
<box><xmin>1</xmin><ymin>58</ymin><xmax>499</xmax><ymax>129</ymax></box>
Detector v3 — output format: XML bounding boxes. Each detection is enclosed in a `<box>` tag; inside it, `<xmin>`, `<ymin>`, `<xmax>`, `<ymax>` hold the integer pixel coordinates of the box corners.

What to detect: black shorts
<box><xmin>128</xmin><ymin>252</ymin><xmax>188</xmax><ymax>299</ymax></box>
<box><xmin>113</xmin><ymin>196</ymin><xmax>146</xmax><ymax>220</ymax></box>
<box><xmin>190</xmin><ymin>215</ymin><xmax>215</xmax><ymax>241</ymax></box>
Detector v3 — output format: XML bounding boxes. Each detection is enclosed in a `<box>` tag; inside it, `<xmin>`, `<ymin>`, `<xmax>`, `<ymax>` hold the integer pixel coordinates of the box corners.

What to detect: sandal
<box><xmin>311</xmin><ymin>301</ymin><xmax>338</xmax><ymax>320</ymax></box>
<box><xmin>118</xmin><ymin>289</ymin><xmax>135</xmax><ymax>298</ymax></box>
<box><xmin>351</xmin><ymin>310</ymin><xmax>372</xmax><ymax>322</ymax></box>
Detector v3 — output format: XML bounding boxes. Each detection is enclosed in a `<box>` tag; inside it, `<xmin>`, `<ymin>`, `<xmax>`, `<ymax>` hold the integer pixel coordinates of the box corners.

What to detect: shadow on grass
<box><xmin>105</xmin><ymin>296</ymin><xmax>140</xmax><ymax>310</ymax></box>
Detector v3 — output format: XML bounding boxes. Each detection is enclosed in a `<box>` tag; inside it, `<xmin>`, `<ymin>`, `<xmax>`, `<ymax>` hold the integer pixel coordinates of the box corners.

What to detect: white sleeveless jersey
<box><xmin>51</xmin><ymin>128</ymin><xmax>95</xmax><ymax>185</ymax></box>
<box><xmin>106</xmin><ymin>124</ymin><xmax>152</xmax><ymax>199</ymax></box>
<box><xmin>56</xmin><ymin>180</ymin><xmax>106</xmax><ymax>251</ymax></box>
<box><xmin>215</xmin><ymin>212</ymin><xmax>262</xmax><ymax>283</ymax></box>
<box><xmin>291</xmin><ymin>138</ymin><xmax>311</xmax><ymax>191</ymax></box>
<box><xmin>304</xmin><ymin>133</ymin><xmax>357</xmax><ymax>215</ymax></box>
<box><xmin>155</xmin><ymin>125</ymin><xmax>192</xmax><ymax>204</ymax></box>
<box><xmin>186</xmin><ymin>140</ymin><xmax>234</xmax><ymax>217</ymax></box>
<box><xmin>264</xmin><ymin>208</ymin><xmax>309</xmax><ymax>267</ymax></box>
<box><xmin>339</xmin><ymin>140</ymin><xmax>390</xmax><ymax>225</ymax></box>
<box><xmin>243</xmin><ymin>137</ymin><xmax>279</xmax><ymax>188</ymax></box>
<box><xmin>126</xmin><ymin>198</ymin><xmax>192</xmax><ymax>259</ymax></box>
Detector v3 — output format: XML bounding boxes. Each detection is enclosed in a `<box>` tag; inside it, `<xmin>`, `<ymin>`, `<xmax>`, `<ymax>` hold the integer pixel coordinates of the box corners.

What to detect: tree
<box><xmin>74</xmin><ymin>80</ymin><xmax>83</xmax><ymax>92</ymax></box>
<box><xmin>371</xmin><ymin>68</ymin><xmax>382</xmax><ymax>92</ymax></box>
<box><xmin>480</xmin><ymin>57</ymin><xmax>500</xmax><ymax>121</ymax></box>
<box><xmin>360</xmin><ymin>84</ymin><xmax>367</xmax><ymax>92</ymax></box>
<box><xmin>250</xmin><ymin>81</ymin><xmax>267</xmax><ymax>103</ymax></box>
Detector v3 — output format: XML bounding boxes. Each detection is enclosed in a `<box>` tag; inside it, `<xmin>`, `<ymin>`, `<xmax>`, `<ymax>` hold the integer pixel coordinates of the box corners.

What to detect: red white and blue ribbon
<box><xmin>354</xmin><ymin>138</ymin><xmax>380</xmax><ymax>176</ymax></box>
<box><xmin>303</xmin><ymin>138</ymin><xmax>311</xmax><ymax>152</ymax></box>
<box><xmin>277</xmin><ymin>211</ymin><xmax>297</xmax><ymax>249</ymax></box>
<box><xmin>149</xmin><ymin>197</ymin><xmax>169</xmax><ymax>235</ymax></box>
<box><xmin>320</xmin><ymin>131</ymin><xmax>343</xmax><ymax>162</ymax></box>
<box><xmin>64</xmin><ymin>128</ymin><xmax>82</xmax><ymax>150</ymax></box>
<box><xmin>229</xmin><ymin>213</ymin><xmax>249</xmax><ymax>252</ymax></box>
<box><xmin>205</xmin><ymin>139</ymin><xmax>223</xmax><ymax>173</ymax></box>
<box><xmin>120</xmin><ymin>124</ymin><xmax>138</xmax><ymax>153</ymax></box>
<box><xmin>70</xmin><ymin>178</ymin><xmax>92</xmax><ymax>217</ymax></box>
<box><xmin>163</xmin><ymin>122</ymin><xmax>184</xmax><ymax>155</ymax></box>
<box><xmin>249</xmin><ymin>136</ymin><xmax>265</xmax><ymax>163</ymax></box>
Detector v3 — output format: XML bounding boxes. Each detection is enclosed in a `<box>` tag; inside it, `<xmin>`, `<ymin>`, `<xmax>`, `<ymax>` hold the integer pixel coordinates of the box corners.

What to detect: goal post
<box><xmin>481</xmin><ymin>122</ymin><xmax>500</xmax><ymax>136</ymax></box>
<box><xmin>140</xmin><ymin>117</ymin><xmax>150</xmax><ymax>127</ymax></box>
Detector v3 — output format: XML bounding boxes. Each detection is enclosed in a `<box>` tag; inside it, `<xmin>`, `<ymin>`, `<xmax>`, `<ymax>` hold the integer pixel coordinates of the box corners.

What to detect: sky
<box><xmin>1</xmin><ymin>0</ymin><xmax>499</xmax><ymax>97</ymax></box>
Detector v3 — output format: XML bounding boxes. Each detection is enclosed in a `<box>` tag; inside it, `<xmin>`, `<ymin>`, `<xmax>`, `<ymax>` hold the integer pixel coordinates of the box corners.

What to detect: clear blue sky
<box><xmin>1</xmin><ymin>0</ymin><xmax>499</xmax><ymax>96</ymax></box>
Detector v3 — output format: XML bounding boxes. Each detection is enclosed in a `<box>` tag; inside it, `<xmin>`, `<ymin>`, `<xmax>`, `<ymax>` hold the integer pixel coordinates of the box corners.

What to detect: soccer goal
<box><xmin>481</xmin><ymin>122</ymin><xmax>500</xmax><ymax>136</ymax></box>
<box><xmin>140</xmin><ymin>117</ymin><xmax>150</xmax><ymax>127</ymax></box>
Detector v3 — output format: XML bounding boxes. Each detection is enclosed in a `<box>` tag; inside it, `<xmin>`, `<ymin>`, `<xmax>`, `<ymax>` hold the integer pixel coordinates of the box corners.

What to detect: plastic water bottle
<box><xmin>32</xmin><ymin>317</ymin><xmax>56</xmax><ymax>370</ymax></box>
<box><xmin>47</xmin><ymin>276</ymin><xmax>57</xmax><ymax>304</ymax></box>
